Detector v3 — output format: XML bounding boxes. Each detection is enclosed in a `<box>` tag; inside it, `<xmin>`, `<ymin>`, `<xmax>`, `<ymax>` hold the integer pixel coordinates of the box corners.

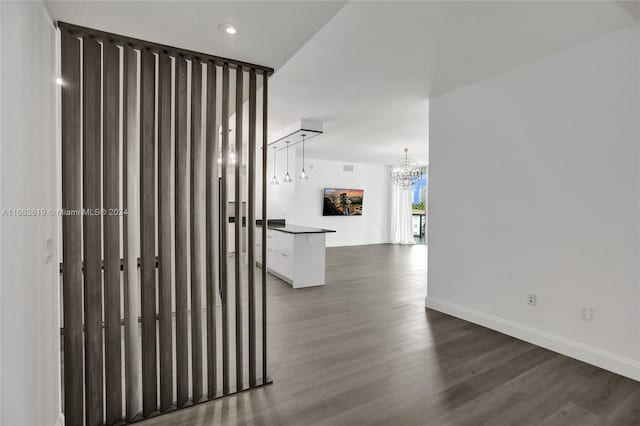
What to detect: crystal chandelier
<box><xmin>390</xmin><ymin>148</ymin><xmax>423</xmax><ymax>189</ymax></box>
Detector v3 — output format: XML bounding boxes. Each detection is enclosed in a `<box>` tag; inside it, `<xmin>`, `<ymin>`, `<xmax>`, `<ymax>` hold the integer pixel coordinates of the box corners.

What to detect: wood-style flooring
<box><xmin>141</xmin><ymin>244</ymin><xmax>640</xmax><ymax>426</ymax></box>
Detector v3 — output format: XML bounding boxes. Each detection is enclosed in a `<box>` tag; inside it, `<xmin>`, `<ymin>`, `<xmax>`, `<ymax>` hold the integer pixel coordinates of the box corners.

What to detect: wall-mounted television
<box><xmin>323</xmin><ymin>188</ymin><xmax>364</xmax><ymax>216</ymax></box>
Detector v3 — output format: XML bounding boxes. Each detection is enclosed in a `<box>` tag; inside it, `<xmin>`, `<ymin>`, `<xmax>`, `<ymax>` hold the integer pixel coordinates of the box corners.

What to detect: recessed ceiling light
<box><xmin>219</xmin><ymin>24</ymin><xmax>237</xmax><ymax>35</ymax></box>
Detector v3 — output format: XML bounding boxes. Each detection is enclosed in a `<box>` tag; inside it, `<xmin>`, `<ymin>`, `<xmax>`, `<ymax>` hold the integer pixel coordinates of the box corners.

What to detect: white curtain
<box><xmin>390</xmin><ymin>184</ymin><xmax>415</xmax><ymax>244</ymax></box>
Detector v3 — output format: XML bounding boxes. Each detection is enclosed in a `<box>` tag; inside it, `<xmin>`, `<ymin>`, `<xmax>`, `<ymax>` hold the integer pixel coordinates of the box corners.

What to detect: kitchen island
<box><xmin>257</xmin><ymin>223</ymin><xmax>335</xmax><ymax>288</ymax></box>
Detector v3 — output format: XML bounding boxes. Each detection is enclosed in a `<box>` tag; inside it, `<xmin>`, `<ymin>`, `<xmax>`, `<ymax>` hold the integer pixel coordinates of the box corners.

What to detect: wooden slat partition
<box><xmin>247</xmin><ymin>69</ymin><xmax>257</xmax><ymax>387</ymax></box>
<box><xmin>61</xmin><ymin>30</ymin><xmax>83</xmax><ymax>426</ymax></box>
<box><xmin>82</xmin><ymin>36</ymin><xmax>105</xmax><ymax>426</ymax></box>
<box><xmin>220</xmin><ymin>63</ymin><xmax>230</xmax><ymax>395</ymax></box>
<box><xmin>205</xmin><ymin>63</ymin><xmax>218</xmax><ymax>399</ymax></box>
<box><xmin>174</xmin><ymin>55</ymin><xmax>189</xmax><ymax>408</ymax></box>
<box><xmin>103</xmin><ymin>41</ymin><xmax>123</xmax><ymax>425</ymax></box>
<box><xmin>59</xmin><ymin>22</ymin><xmax>273</xmax><ymax>426</ymax></box>
<box><xmin>234</xmin><ymin>67</ymin><xmax>244</xmax><ymax>391</ymax></box>
<box><xmin>157</xmin><ymin>52</ymin><xmax>173</xmax><ymax>412</ymax></box>
<box><xmin>190</xmin><ymin>60</ymin><xmax>204</xmax><ymax>402</ymax></box>
<box><xmin>139</xmin><ymin>47</ymin><xmax>157</xmax><ymax>416</ymax></box>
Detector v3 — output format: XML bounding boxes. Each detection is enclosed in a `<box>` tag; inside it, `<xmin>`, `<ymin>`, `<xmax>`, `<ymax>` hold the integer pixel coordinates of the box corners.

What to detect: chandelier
<box><xmin>390</xmin><ymin>148</ymin><xmax>423</xmax><ymax>189</ymax></box>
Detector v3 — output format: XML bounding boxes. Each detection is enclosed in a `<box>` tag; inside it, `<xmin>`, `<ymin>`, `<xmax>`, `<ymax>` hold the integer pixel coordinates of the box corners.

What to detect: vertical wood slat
<box><xmin>157</xmin><ymin>52</ymin><xmax>173</xmax><ymax>411</ymax></box>
<box><xmin>174</xmin><ymin>56</ymin><xmax>190</xmax><ymax>407</ymax></box>
<box><xmin>122</xmin><ymin>45</ymin><xmax>141</xmax><ymax>420</ymax></box>
<box><xmin>139</xmin><ymin>48</ymin><xmax>157</xmax><ymax>416</ymax></box>
<box><xmin>61</xmin><ymin>30</ymin><xmax>83</xmax><ymax>426</ymax></box>
<box><xmin>234</xmin><ymin>68</ymin><xmax>244</xmax><ymax>390</ymax></box>
<box><xmin>205</xmin><ymin>63</ymin><xmax>218</xmax><ymax>399</ymax></box>
<box><xmin>247</xmin><ymin>69</ymin><xmax>257</xmax><ymax>387</ymax></box>
<box><xmin>261</xmin><ymin>72</ymin><xmax>269</xmax><ymax>384</ymax></box>
<box><xmin>190</xmin><ymin>60</ymin><xmax>204</xmax><ymax>402</ymax></box>
<box><xmin>103</xmin><ymin>41</ymin><xmax>123</xmax><ymax>425</ymax></box>
<box><xmin>83</xmin><ymin>36</ymin><xmax>105</xmax><ymax>426</ymax></box>
<box><xmin>220</xmin><ymin>63</ymin><xmax>230</xmax><ymax>395</ymax></box>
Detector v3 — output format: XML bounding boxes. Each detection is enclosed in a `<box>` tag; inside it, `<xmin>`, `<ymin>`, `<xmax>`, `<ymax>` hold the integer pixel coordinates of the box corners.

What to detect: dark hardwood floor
<box><xmin>142</xmin><ymin>244</ymin><xmax>640</xmax><ymax>426</ymax></box>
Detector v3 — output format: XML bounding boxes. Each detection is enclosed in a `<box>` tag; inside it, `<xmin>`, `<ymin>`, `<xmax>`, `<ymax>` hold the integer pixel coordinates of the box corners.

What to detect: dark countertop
<box><xmin>268</xmin><ymin>224</ymin><xmax>336</xmax><ymax>235</ymax></box>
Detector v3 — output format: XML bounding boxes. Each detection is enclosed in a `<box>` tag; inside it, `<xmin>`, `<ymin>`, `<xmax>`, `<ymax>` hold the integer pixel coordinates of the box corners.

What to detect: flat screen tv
<box><xmin>323</xmin><ymin>188</ymin><xmax>364</xmax><ymax>216</ymax></box>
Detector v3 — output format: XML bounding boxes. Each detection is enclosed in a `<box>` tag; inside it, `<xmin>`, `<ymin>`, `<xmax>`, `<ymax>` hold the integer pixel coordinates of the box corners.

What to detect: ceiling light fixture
<box><xmin>299</xmin><ymin>134</ymin><xmax>309</xmax><ymax>180</ymax></box>
<box><xmin>390</xmin><ymin>148</ymin><xmax>423</xmax><ymax>189</ymax></box>
<box><xmin>56</xmin><ymin>77</ymin><xmax>63</xmax><ymax>85</ymax></box>
<box><xmin>219</xmin><ymin>24</ymin><xmax>237</xmax><ymax>35</ymax></box>
<box><xmin>283</xmin><ymin>141</ymin><xmax>293</xmax><ymax>183</ymax></box>
<box><xmin>270</xmin><ymin>147</ymin><xmax>279</xmax><ymax>185</ymax></box>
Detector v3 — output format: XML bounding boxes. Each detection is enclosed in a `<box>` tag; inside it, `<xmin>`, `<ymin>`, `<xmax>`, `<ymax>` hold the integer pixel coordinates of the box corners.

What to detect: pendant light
<box><xmin>270</xmin><ymin>146</ymin><xmax>279</xmax><ymax>185</ymax></box>
<box><xmin>283</xmin><ymin>141</ymin><xmax>293</xmax><ymax>183</ymax></box>
<box><xmin>299</xmin><ymin>133</ymin><xmax>309</xmax><ymax>179</ymax></box>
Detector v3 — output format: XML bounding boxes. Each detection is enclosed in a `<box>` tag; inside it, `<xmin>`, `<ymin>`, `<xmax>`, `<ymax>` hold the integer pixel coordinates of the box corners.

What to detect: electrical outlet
<box><xmin>581</xmin><ymin>306</ymin><xmax>593</xmax><ymax>321</ymax></box>
<box><xmin>528</xmin><ymin>293</ymin><xmax>536</xmax><ymax>306</ymax></box>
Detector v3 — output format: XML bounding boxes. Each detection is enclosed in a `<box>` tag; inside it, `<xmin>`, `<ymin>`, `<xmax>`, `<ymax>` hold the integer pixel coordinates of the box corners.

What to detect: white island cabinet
<box><xmin>257</xmin><ymin>224</ymin><xmax>335</xmax><ymax>288</ymax></box>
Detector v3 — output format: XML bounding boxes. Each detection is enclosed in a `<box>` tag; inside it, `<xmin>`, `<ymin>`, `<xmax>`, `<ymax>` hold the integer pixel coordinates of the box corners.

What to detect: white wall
<box><xmin>427</xmin><ymin>25</ymin><xmax>640</xmax><ymax>381</ymax></box>
<box><xmin>269</xmin><ymin>150</ymin><xmax>390</xmax><ymax>247</ymax></box>
<box><xmin>0</xmin><ymin>2</ymin><xmax>61</xmax><ymax>425</ymax></box>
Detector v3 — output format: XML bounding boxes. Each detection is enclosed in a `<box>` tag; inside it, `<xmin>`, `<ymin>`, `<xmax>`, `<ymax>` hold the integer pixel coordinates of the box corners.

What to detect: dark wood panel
<box><xmin>234</xmin><ymin>68</ymin><xmax>244</xmax><ymax>391</ymax></box>
<box><xmin>190</xmin><ymin>60</ymin><xmax>204</xmax><ymax>402</ymax></box>
<box><xmin>157</xmin><ymin>52</ymin><xmax>173</xmax><ymax>411</ymax></box>
<box><xmin>103</xmin><ymin>41</ymin><xmax>123</xmax><ymax>425</ymax></box>
<box><xmin>261</xmin><ymin>72</ymin><xmax>269</xmax><ymax>384</ymax></box>
<box><xmin>205</xmin><ymin>63</ymin><xmax>218</xmax><ymax>399</ymax></box>
<box><xmin>82</xmin><ymin>36</ymin><xmax>105</xmax><ymax>426</ymax></box>
<box><xmin>174</xmin><ymin>56</ymin><xmax>190</xmax><ymax>407</ymax></box>
<box><xmin>247</xmin><ymin>69</ymin><xmax>257</xmax><ymax>387</ymax></box>
<box><xmin>122</xmin><ymin>45</ymin><xmax>141</xmax><ymax>420</ymax></box>
<box><xmin>61</xmin><ymin>30</ymin><xmax>83</xmax><ymax>426</ymax></box>
<box><xmin>139</xmin><ymin>47</ymin><xmax>157</xmax><ymax>416</ymax></box>
<box><xmin>220</xmin><ymin>63</ymin><xmax>230</xmax><ymax>395</ymax></box>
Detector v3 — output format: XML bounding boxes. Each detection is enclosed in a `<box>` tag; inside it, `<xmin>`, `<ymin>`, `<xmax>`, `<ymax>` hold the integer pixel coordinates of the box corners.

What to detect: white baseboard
<box><xmin>425</xmin><ymin>297</ymin><xmax>640</xmax><ymax>382</ymax></box>
<box><xmin>55</xmin><ymin>413</ymin><xmax>64</xmax><ymax>426</ymax></box>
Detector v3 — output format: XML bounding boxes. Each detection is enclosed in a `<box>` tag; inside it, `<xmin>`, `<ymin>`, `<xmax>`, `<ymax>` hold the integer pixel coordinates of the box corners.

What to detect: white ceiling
<box><xmin>44</xmin><ymin>1</ymin><xmax>346</xmax><ymax>70</ymax></box>
<box><xmin>45</xmin><ymin>1</ymin><xmax>638</xmax><ymax>166</ymax></box>
<box><xmin>269</xmin><ymin>1</ymin><xmax>637</xmax><ymax>166</ymax></box>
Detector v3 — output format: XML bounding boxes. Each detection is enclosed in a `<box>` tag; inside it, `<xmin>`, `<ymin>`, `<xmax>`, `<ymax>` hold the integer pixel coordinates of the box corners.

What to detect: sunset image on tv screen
<box><xmin>323</xmin><ymin>189</ymin><xmax>364</xmax><ymax>216</ymax></box>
